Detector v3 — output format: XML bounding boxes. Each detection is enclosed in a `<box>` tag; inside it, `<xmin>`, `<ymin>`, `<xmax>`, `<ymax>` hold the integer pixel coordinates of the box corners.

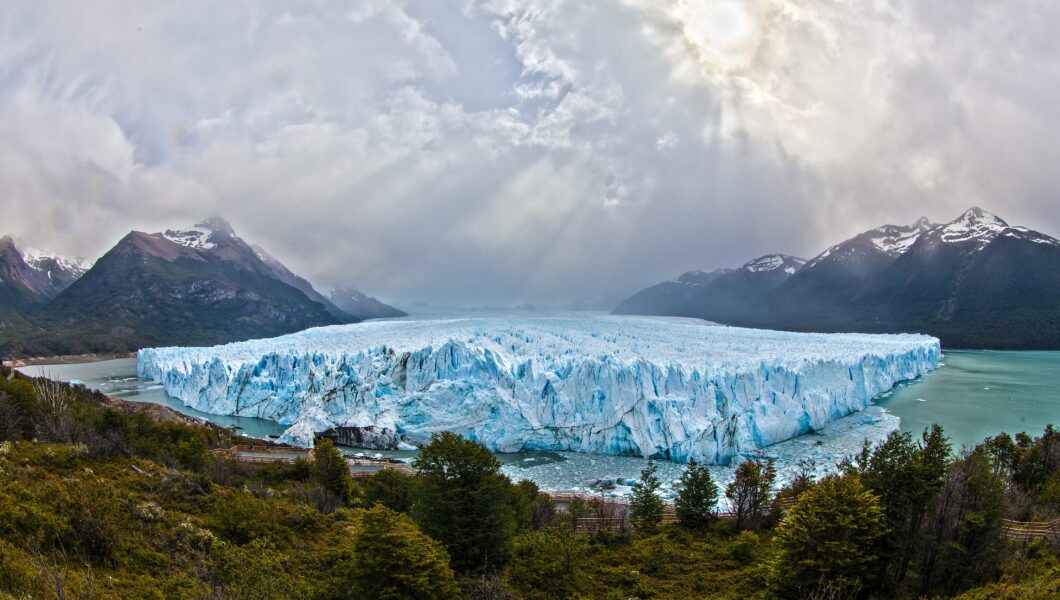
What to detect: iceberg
<box><xmin>137</xmin><ymin>316</ymin><xmax>939</xmax><ymax>463</ymax></box>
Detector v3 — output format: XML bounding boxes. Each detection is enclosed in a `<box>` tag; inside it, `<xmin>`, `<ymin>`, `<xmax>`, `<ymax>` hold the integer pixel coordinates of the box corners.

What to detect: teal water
<box><xmin>875</xmin><ymin>350</ymin><xmax>1060</xmax><ymax>450</ymax></box>
<box><xmin>17</xmin><ymin>358</ymin><xmax>287</xmax><ymax>439</ymax></box>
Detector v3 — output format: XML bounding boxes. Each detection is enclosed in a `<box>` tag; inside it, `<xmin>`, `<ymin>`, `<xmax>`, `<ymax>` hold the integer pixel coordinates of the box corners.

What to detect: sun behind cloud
<box><xmin>675</xmin><ymin>0</ymin><xmax>768</xmax><ymax>72</ymax></box>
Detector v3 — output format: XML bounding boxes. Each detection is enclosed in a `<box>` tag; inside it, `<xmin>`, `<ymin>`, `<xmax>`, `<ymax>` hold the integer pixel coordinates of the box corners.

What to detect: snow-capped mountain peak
<box><xmin>19</xmin><ymin>245</ymin><xmax>92</xmax><ymax>275</ymax></box>
<box><xmin>161</xmin><ymin>217</ymin><xmax>236</xmax><ymax>250</ymax></box>
<box><xmin>867</xmin><ymin>218</ymin><xmax>937</xmax><ymax>256</ymax></box>
<box><xmin>937</xmin><ymin>207</ymin><xmax>1008</xmax><ymax>246</ymax></box>
<box><xmin>742</xmin><ymin>254</ymin><xmax>805</xmax><ymax>274</ymax></box>
<box><xmin>162</xmin><ymin>226</ymin><xmax>215</xmax><ymax>250</ymax></box>
<box><xmin>804</xmin><ymin>217</ymin><xmax>937</xmax><ymax>269</ymax></box>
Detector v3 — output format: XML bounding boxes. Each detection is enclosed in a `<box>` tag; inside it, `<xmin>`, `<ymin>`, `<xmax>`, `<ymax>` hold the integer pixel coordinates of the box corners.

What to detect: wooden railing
<box><xmin>214</xmin><ymin>445</ymin><xmax>315</xmax><ymax>464</ymax></box>
<box><xmin>1001</xmin><ymin>518</ymin><xmax>1060</xmax><ymax>543</ymax></box>
<box><xmin>550</xmin><ymin>490</ymin><xmax>798</xmax><ymax>533</ymax></box>
<box><xmin>347</xmin><ymin>459</ymin><xmax>417</xmax><ymax>478</ymax></box>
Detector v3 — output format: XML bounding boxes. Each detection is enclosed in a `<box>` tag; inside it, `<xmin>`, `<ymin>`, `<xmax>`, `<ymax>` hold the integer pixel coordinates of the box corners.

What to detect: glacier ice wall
<box><xmin>137</xmin><ymin>316</ymin><xmax>940</xmax><ymax>463</ymax></box>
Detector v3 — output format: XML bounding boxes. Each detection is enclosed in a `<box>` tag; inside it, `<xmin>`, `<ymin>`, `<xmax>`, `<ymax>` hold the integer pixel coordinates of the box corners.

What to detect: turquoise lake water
<box><xmin>875</xmin><ymin>350</ymin><xmax>1060</xmax><ymax>449</ymax></box>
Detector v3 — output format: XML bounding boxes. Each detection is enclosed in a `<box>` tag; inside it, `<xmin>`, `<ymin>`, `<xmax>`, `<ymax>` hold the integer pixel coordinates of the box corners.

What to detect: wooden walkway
<box><xmin>551</xmin><ymin>491</ymin><xmax>1058</xmax><ymax>541</ymax></box>
<box><xmin>1001</xmin><ymin>517</ymin><xmax>1060</xmax><ymax>543</ymax></box>
<box><xmin>546</xmin><ymin>490</ymin><xmax>799</xmax><ymax>532</ymax></box>
<box><xmin>215</xmin><ymin>445</ymin><xmax>314</xmax><ymax>464</ymax></box>
<box><xmin>217</xmin><ymin>445</ymin><xmax>417</xmax><ymax>477</ymax></box>
<box><xmin>347</xmin><ymin>458</ymin><xmax>417</xmax><ymax>478</ymax></box>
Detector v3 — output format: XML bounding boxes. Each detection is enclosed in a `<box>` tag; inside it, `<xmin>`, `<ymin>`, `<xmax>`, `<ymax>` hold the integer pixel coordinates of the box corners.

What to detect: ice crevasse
<box><xmin>137</xmin><ymin>316</ymin><xmax>940</xmax><ymax>464</ymax></box>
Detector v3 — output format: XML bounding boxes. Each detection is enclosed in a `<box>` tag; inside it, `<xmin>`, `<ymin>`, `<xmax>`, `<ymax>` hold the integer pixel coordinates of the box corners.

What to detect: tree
<box><xmin>510</xmin><ymin>479</ymin><xmax>554</xmax><ymax>531</ymax></box>
<box><xmin>770</xmin><ymin>473</ymin><xmax>888</xmax><ymax>598</ymax></box>
<box><xmin>629</xmin><ymin>461</ymin><xmax>665</xmax><ymax>533</ymax></box>
<box><xmin>860</xmin><ymin>425</ymin><xmax>950</xmax><ymax>592</ymax></box>
<box><xmin>674</xmin><ymin>459</ymin><xmax>718</xmax><ymax>529</ymax></box>
<box><xmin>362</xmin><ymin>468</ymin><xmax>414</xmax><ymax>513</ymax></box>
<box><xmin>412</xmin><ymin>432</ymin><xmax>517</xmax><ymax>574</ymax></box>
<box><xmin>311</xmin><ymin>438</ymin><xmax>354</xmax><ymax>505</ymax></box>
<box><xmin>916</xmin><ymin>448</ymin><xmax>1006</xmax><ymax>597</ymax></box>
<box><xmin>506</xmin><ymin>528</ymin><xmax>588</xmax><ymax>600</ymax></box>
<box><xmin>725</xmin><ymin>458</ymin><xmax>776</xmax><ymax>531</ymax></box>
<box><xmin>344</xmin><ymin>505</ymin><xmax>460</xmax><ymax>600</ymax></box>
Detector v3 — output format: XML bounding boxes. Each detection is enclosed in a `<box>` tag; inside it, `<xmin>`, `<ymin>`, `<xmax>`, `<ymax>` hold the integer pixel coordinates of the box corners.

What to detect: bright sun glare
<box><xmin>676</xmin><ymin>0</ymin><xmax>764</xmax><ymax>72</ymax></box>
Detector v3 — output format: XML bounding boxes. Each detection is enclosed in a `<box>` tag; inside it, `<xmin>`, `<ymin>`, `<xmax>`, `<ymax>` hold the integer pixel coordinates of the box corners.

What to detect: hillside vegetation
<box><xmin>0</xmin><ymin>367</ymin><xmax>1057</xmax><ymax>599</ymax></box>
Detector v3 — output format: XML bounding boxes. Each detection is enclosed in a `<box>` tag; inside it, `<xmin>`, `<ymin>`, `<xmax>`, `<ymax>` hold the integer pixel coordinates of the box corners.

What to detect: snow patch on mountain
<box><xmin>137</xmin><ymin>315</ymin><xmax>939</xmax><ymax>463</ymax></box>
<box><xmin>1005</xmin><ymin>227</ymin><xmax>1060</xmax><ymax>246</ymax></box>
<box><xmin>868</xmin><ymin>217</ymin><xmax>936</xmax><ymax>256</ymax></box>
<box><xmin>938</xmin><ymin>207</ymin><xmax>1008</xmax><ymax>247</ymax></box>
<box><xmin>806</xmin><ymin>218</ymin><xmax>936</xmax><ymax>269</ymax></box>
<box><xmin>743</xmin><ymin>254</ymin><xmax>805</xmax><ymax>273</ymax></box>
<box><xmin>19</xmin><ymin>246</ymin><xmax>92</xmax><ymax>276</ymax></box>
<box><xmin>162</xmin><ymin>226</ymin><xmax>216</xmax><ymax>250</ymax></box>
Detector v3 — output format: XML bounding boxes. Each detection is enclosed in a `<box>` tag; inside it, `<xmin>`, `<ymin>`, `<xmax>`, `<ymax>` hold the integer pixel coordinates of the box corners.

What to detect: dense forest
<box><xmin>0</xmin><ymin>366</ymin><xmax>1057</xmax><ymax>599</ymax></box>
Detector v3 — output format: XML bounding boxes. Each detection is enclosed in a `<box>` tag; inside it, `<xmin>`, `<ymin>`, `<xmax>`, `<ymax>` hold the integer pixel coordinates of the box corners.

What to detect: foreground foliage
<box><xmin>1</xmin><ymin>367</ymin><xmax>1058</xmax><ymax>599</ymax></box>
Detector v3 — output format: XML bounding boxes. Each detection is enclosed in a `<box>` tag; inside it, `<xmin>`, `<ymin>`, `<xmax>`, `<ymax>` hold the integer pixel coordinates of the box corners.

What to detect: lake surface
<box><xmin>875</xmin><ymin>350</ymin><xmax>1060</xmax><ymax>449</ymax></box>
<box><xmin>18</xmin><ymin>349</ymin><xmax>1060</xmax><ymax>494</ymax></box>
<box><xmin>18</xmin><ymin>358</ymin><xmax>287</xmax><ymax>439</ymax></box>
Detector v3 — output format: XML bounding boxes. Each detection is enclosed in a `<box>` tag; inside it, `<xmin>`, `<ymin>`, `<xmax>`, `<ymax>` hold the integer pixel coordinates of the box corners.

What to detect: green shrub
<box><xmin>344</xmin><ymin>505</ymin><xmax>460</xmax><ymax>600</ymax></box>
<box><xmin>412</xmin><ymin>432</ymin><xmax>516</xmax><ymax>574</ymax></box>
<box><xmin>506</xmin><ymin>528</ymin><xmax>588</xmax><ymax>599</ymax></box>
<box><xmin>770</xmin><ymin>473</ymin><xmax>887</xmax><ymax>598</ymax></box>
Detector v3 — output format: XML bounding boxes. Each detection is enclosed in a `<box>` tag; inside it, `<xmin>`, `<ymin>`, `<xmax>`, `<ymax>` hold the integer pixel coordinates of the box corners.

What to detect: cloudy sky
<box><xmin>2</xmin><ymin>1</ymin><xmax>1058</xmax><ymax>306</ymax></box>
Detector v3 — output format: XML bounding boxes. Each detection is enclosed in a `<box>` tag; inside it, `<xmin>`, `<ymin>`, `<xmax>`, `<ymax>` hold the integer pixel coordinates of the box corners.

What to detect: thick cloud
<box><xmin>1</xmin><ymin>0</ymin><xmax>1058</xmax><ymax>306</ymax></box>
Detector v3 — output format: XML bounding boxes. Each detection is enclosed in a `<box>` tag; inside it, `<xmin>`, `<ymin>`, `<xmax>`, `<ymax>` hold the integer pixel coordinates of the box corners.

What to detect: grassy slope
<box><xmin>1</xmin><ymin>371</ymin><xmax>1057</xmax><ymax>599</ymax></box>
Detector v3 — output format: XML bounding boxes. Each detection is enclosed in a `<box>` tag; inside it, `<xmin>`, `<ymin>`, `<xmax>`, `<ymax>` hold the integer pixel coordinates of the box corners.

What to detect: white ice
<box><xmin>137</xmin><ymin>315</ymin><xmax>939</xmax><ymax>464</ymax></box>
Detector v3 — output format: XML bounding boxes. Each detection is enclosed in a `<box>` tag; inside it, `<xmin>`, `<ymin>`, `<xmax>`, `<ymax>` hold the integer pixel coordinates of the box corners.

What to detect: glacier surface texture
<box><xmin>137</xmin><ymin>316</ymin><xmax>940</xmax><ymax>463</ymax></box>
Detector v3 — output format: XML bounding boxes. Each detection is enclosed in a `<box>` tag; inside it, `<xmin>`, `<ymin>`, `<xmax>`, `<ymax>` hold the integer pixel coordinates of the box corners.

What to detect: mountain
<box><xmin>764</xmin><ymin>218</ymin><xmax>938</xmax><ymax>326</ymax></box>
<box><xmin>613</xmin><ymin>208</ymin><xmax>1060</xmax><ymax>349</ymax></box>
<box><xmin>683</xmin><ymin>255</ymin><xmax>806</xmax><ymax>322</ymax></box>
<box><xmin>612</xmin><ymin>269</ymin><xmax>733</xmax><ymax>316</ymax></box>
<box><xmin>329</xmin><ymin>287</ymin><xmax>406</xmax><ymax>320</ymax></box>
<box><xmin>613</xmin><ymin>254</ymin><xmax>806</xmax><ymax>320</ymax></box>
<box><xmin>2</xmin><ymin>218</ymin><xmax>349</xmax><ymax>356</ymax></box>
<box><xmin>0</xmin><ymin>236</ymin><xmax>89</xmax><ymax>328</ymax></box>
<box><xmin>836</xmin><ymin>208</ymin><xmax>1060</xmax><ymax>348</ymax></box>
<box><xmin>250</xmin><ymin>244</ymin><xmax>354</xmax><ymax>321</ymax></box>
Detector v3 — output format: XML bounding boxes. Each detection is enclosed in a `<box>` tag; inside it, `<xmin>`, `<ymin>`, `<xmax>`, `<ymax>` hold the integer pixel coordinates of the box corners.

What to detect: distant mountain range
<box><xmin>0</xmin><ymin>236</ymin><xmax>90</xmax><ymax>328</ymax></box>
<box><xmin>0</xmin><ymin>218</ymin><xmax>404</xmax><ymax>357</ymax></box>
<box><xmin>329</xmin><ymin>287</ymin><xmax>408</xmax><ymax>320</ymax></box>
<box><xmin>614</xmin><ymin>208</ymin><xmax>1060</xmax><ymax>349</ymax></box>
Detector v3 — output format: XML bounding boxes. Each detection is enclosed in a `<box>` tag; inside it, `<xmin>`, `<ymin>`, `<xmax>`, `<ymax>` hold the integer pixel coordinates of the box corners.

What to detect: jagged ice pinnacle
<box><xmin>137</xmin><ymin>316</ymin><xmax>939</xmax><ymax>463</ymax></box>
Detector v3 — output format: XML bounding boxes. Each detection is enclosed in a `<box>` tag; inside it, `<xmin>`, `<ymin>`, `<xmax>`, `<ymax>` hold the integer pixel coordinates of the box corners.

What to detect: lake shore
<box><xmin>1</xmin><ymin>351</ymin><xmax>136</xmax><ymax>368</ymax></box>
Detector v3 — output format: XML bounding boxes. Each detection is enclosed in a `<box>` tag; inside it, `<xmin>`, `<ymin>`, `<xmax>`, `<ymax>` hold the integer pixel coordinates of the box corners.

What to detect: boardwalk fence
<box><xmin>1001</xmin><ymin>517</ymin><xmax>1060</xmax><ymax>543</ymax></box>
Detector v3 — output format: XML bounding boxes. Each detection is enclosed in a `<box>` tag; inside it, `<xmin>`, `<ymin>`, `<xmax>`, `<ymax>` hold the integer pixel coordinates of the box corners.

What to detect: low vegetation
<box><xmin>0</xmin><ymin>366</ymin><xmax>1057</xmax><ymax>599</ymax></box>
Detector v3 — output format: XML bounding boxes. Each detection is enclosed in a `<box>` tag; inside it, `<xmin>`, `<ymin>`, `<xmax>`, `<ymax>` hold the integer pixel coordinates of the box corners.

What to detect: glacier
<box><xmin>136</xmin><ymin>315</ymin><xmax>940</xmax><ymax>464</ymax></box>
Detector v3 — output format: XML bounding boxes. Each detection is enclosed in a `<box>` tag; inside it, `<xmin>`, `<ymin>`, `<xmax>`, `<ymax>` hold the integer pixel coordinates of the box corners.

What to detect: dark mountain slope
<box><xmin>0</xmin><ymin>236</ymin><xmax>90</xmax><ymax>330</ymax></box>
<box><xmin>686</xmin><ymin>255</ymin><xmax>805</xmax><ymax>323</ymax></box>
<box><xmin>612</xmin><ymin>269</ymin><xmax>733</xmax><ymax>316</ymax></box>
<box><xmin>1</xmin><ymin>222</ymin><xmax>344</xmax><ymax>356</ymax></box>
<box><xmin>329</xmin><ymin>287</ymin><xmax>406</xmax><ymax>320</ymax></box>
<box><xmin>250</xmin><ymin>244</ymin><xmax>356</xmax><ymax>322</ymax></box>
<box><xmin>613</xmin><ymin>208</ymin><xmax>1060</xmax><ymax>348</ymax></box>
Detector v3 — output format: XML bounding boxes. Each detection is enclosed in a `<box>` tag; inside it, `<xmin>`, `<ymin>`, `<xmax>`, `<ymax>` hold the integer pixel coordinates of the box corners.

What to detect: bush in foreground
<box><xmin>344</xmin><ymin>505</ymin><xmax>460</xmax><ymax>600</ymax></box>
<box><xmin>771</xmin><ymin>473</ymin><xmax>888</xmax><ymax>598</ymax></box>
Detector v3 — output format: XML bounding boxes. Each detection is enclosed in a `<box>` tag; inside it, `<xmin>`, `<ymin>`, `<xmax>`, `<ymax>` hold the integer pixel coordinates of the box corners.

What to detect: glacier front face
<box><xmin>136</xmin><ymin>316</ymin><xmax>940</xmax><ymax>463</ymax></box>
